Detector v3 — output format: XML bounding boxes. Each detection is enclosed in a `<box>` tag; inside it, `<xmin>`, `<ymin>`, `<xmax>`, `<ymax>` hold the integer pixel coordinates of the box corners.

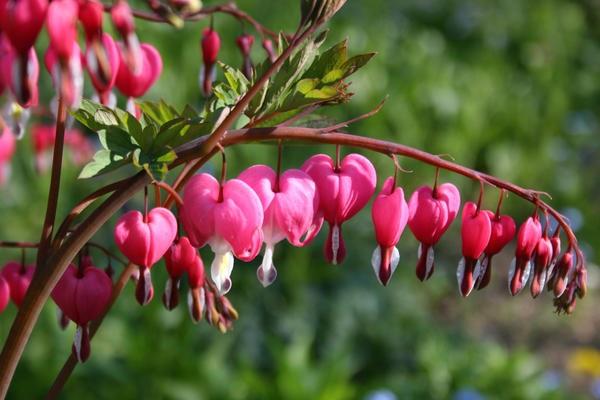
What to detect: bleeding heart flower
<box><xmin>114</xmin><ymin>207</ymin><xmax>177</xmax><ymax>305</ymax></box>
<box><xmin>370</xmin><ymin>177</ymin><xmax>409</xmax><ymax>286</ymax></box>
<box><xmin>509</xmin><ymin>215</ymin><xmax>542</xmax><ymax>295</ymax></box>
<box><xmin>110</xmin><ymin>0</ymin><xmax>142</xmax><ymax>73</ymax></box>
<box><xmin>84</xmin><ymin>33</ymin><xmax>120</xmax><ymax>106</ymax></box>
<box><xmin>0</xmin><ymin>127</ymin><xmax>16</xmax><ymax>186</ymax></box>
<box><xmin>551</xmin><ymin>250</ymin><xmax>573</xmax><ymax>298</ymax></box>
<box><xmin>46</xmin><ymin>0</ymin><xmax>78</xmax><ymax>60</ymax></box>
<box><xmin>0</xmin><ymin>33</ymin><xmax>10</xmax><ymax>94</ymax></box>
<box><xmin>530</xmin><ymin>235</ymin><xmax>553</xmax><ymax>298</ymax></box>
<box><xmin>186</xmin><ymin>256</ymin><xmax>205</xmax><ymax>323</ymax></box>
<box><xmin>181</xmin><ymin>173</ymin><xmax>264</xmax><ymax>294</ymax></box>
<box><xmin>0</xmin><ymin>275</ymin><xmax>9</xmax><ymax>313</ymax></box>
<box><xmin>0</xmin><ymin>45</ymin><xmax>39</xmax><ymax>108</ymax></box>
<box><xmin>408</xmin><ymin>182</ymin><xmax>461</xmax><ymax>281</ymax></box>
<box><xmin>474</xmin><ymin>210</ymin><xmax>516</xmax><ymax>290</ymax></box>
<box><xmin>1</xmin><ymin>261</ymin><xmax>35</xmax><ymax>307</ymax></box>
<box><xmin>51</xmin><ymin>262</ymin><xmax>112</xmax><ymax>362</ymax></box>
<box><xmin>0</xmin><ymin>0</ymin><xmax>48</xmax><ymax>55</ymax></box>
<box><xmin>302</xmin><ymin>153</ymin><xmax>377</xmax><ymax>265</ymax></box>
<box><xmin>457</xmin><ymin>202</ymin><xmax>491</xmax><ymax>297</ymax></box>
<box><xmin>44</xmin><ymin>43</ymin><xmax>84</xmax><ymax>110</ymax></box>
<box><xmin>236</xmin><ymin>33</ymin><xmax>254</xmax><ymax>79</ymax></box>
<box><xmin>200</xmin><ymin>27</ymin><xmax>220</xmax><ymax>96</ymax></box>
<box><xmin>238</xmin><ymin>165</ymin><xmax>319</xmax><ymax>287</ymax></box>
<box><xmin>115</xmin><ymin>42</ymin><xmax>162</xmax><ymax>114</ymax></box>
<box><xmin>78</xmin><ymin>0</ymin><xmax>104</xmax><ymax>41</ymax></box>
<box><xmin>546</xmin><ymin>231</ymin><xmax>562</xmax><ymax>285</ymax></box>
<box><xmin>262</xmin><ymin>39</ymin><xmax>277</xmax><ymax>63</ymax></box>
<box><xmin>163</xmin><ymin>236</ymin><xmax>197</xmax><ymax>310</ymax></box>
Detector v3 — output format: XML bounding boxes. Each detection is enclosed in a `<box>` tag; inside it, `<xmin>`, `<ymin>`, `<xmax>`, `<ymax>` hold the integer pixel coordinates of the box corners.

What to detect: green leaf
<box><xmin>322</xmin><ymin>69</ymin><xmax>344</xmax><ymax>84</ymax></box>
<box><xmin>94</xmin><ymin>108</ymin><xmax>119</xmax><ymax>126</ymax></box>
<box><xmin>101</xmin><ymin>127</ymin><xmax>137</xmax><ymax>156</ymax></box>
<box><xmin>78</xmin><ymin>149</ymin><xmax>130</xmax><ymax>179</ymax></box>
<box><xmin>341</xmin><ymin>53</ymin><xmax>376</xmax><ymax>78</ymax></box>
<box><xmin>138</xmin><ymin>100</ymin><xmax>180</xmax><ymax>126</ymax></box>
<box><xmin>297</xmin><ymin>78</ymin><xmax>320</xmax><ymax>94</ymax></box>
<box><xmin>304</xmin><ymin>39</ymin><xmax>348</xmax><ymax>79</ymax></box>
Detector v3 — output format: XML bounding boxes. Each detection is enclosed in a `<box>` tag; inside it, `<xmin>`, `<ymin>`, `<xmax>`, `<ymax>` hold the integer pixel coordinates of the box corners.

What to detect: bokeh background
<box><xmin>1</xmin><ymin>0</ymin><xmax>600</xmax><ymax>398</ymax></box>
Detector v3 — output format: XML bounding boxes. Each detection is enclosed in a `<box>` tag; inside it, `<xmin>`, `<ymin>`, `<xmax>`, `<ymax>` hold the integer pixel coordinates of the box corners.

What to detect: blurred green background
<box><xmin>1</xmin><ymin>0</ymin><xmax>600</xmax><ymax>398</ymax></box>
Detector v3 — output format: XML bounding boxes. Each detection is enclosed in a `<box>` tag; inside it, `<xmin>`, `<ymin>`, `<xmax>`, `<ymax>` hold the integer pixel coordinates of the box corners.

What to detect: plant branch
<box><xmin>36</xmin><ymin>97</ymin><xmax>68</xmax><ymax>266</ymax></box>
<box><xmin>0</xmin><ymin>241</ymin><xmax>39</xmax><ymax>249</ymax></box>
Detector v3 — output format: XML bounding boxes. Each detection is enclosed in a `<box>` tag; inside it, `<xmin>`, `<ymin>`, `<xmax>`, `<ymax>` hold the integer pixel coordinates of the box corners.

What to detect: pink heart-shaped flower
<box><xmin>0</xmin><ymin>275</ymin><xmax>9</xmax><ymax>313</ymax></box>
<box><xmin>508</xmin><ymin>216</ymin><xmax>542</xmax><ymax>296</ymax></box>
<box><xmin>1</xmin><ymin>261</ymin><xmax>35</xmax><ymax>307</ymax></box>
<box><xmin>302</xmin><ymin>153</ymin><xmax>377</xmax><ymax>265</ymax></box>
<box><xmin>0</xmin><ymin>0</ymin><xmax>48</xmax><ymax>54</ymax></box>
<box><xmin>475</xmin><ymin>210</ymin><xmax>516</xmax><ymax>290</ymax></box>
<box><xmin>115</xmin><ymin>42</ymin><xmax>162</xmax><ymax>98</ymax></box>
<box><xmin>46</xmin><ymin>0</ymin><xmax>78</xmax><ymax>60</ymax></box>
<box><xmin>457</xmin><ymin>202</ymin><xmax>491</xmax><ymax>297</ymax></box>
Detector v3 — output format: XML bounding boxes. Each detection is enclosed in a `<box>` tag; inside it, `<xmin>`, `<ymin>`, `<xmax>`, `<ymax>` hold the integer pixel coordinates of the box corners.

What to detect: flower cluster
<box><xmin>109</xmin><ymin>151</ymin><xmax>586</xmax><ymax>328</ymax></box>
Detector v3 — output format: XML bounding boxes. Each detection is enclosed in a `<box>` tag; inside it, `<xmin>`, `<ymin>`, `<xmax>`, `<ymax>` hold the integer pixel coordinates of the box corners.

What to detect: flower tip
<box><xmin>257</xmin><ymin>265</ymin><xmax>278</xmax><ymax>288</ymax></box>
<box><xmin>456</xmin><ymin>257</ymin><xmax>477</xmax><ymax>297</ymax></box>
<box><xmin>415</xmin><ymin>244</ymin><xmax>434</xmax><ymax>281</ymax></box>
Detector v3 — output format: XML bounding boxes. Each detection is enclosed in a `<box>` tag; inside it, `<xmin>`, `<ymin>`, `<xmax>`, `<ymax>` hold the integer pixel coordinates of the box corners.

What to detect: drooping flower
<box><xmin>457</xmin><ymin>202</ymin><xmax>491</xmax><ymax>297</ymax></box>
<box><xmin>181</xmin><ymin>173</ymin><xmax>264</xmax><ymax>294</ymax></box>
<box><xmin>0</xmin><ymin>0</ymin><xmax>46</xmax><ymax>107</ymax></box>
<box><xmin>0</xmin><ymin>44</ymin><xmax>40</xmax><ymax>108</ymax></box>
<box><xmin>530</xmin><ymin>233</ymin><xmax>553</xmax><ymax>298</ymax></box>
<box><xmin>45</xmin><ymin>0</ymin><xmax>82</xmax><ymax>109</ymax></box>
<box><xmin>114</xmin><ymin>207</ymin><xmax>177</xmax><ymax>305</ymax></box>
<box><xmin>551</xmin><ymin>250</ymin><xmax>574</xmax><ymax>298</ymax></box>
<box><xmin>0</xmin><ymin>127</ymin><xmax>16</xmax><ymax>186</ymax></box>
<box><xmin>163</xmin><ymin>236</ymin><xmax>197</xmax><ymax>310</ymax></box>
<box><xmin>51</xmin><ymin>261</ymin><xmax>112</xmax><ymax>362</ymax></box>
<box><xmin>186</xmin><ymin>255</ymin><xmax>205</xmax><ymax>323</ymax></box>
<box><xmin>302</xmin><ymin>153</ymin><xmax>377</xmax><ymax>265</ymax></box>
<box><xmin>0</xmin><ymin>261</ymin><xmax>35</xmax><ymax>307</ymax></box>
<box><xmin>110</xmin><ymin>0</ymin><xmax>142</xmax><ymax>73</ymax></box>
<box><xmin>236</xmin><ymin>33</ymin><xmax>254</xmax><ymax>79</ymax></box>
<box><xmin>509</xmin><ymin>215</ymin><xmax>542</xmax><ymax>295</ymax></box>
<box><xmin>407</xmin><ymin>182</ymin><xmax>461</xmax><ymax>281</ymax></box>
<box><xmin>474</xmin><ymin>210</ymin><xmax>515</xmax><ymax>290</ymax></box>
<box><xmin>238</xmin><ymin>165</ymin><xmax>319</xmax><ymax>287</ymax></box>
<box><xmin>370</xmin><ymin>177</ymin><xmax>409</xmax><ymax>286</ymax></box>
<box><xmin>83</xmin><ymin>33</ymin><xmax>120</xmax><ymax>107</ymax></box>
<box><xmin>0</xmin><ymin>275</ymin><xmax>9</xmax><ymax>314</ymax></box>
<box><xmin>262</xmin><ymin>39</ymin><xmax>277</xmax><ymax>63</ymax></box>
<box><xmin>200</xmin><ymin>27</ymin><xmax>221</xmax><ymax>96</ymax></box>
<box><xmin>115</xmin><ymin>42</ymin><xmax>162</xmax><ymax>115</ymax></box>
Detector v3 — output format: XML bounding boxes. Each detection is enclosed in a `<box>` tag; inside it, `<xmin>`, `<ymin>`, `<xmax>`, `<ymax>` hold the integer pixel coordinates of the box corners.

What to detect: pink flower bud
<box><xmin>302</xmin><ymin>153</ymin><xmax>377</xmax><ymax>265</ymax></box>
<box><xmin>530</xmin><ymin>236</ymin><xmax>553</xmax><ymax>298</ymax></box>
<box><xmin>200</xmin><ymin>27</ymin><xmax>220</xmax><ymax>96</ymax></box>
<box><xmin>110</xmin><ymin>0</ymin><xmax>134</xmax><ymax>36</ymax></box>
<box><xmin>508</xmin><ymin>216</ymin><xmax>542</xmax><ymax>295</ymax></box>
<box><xmin>78</xmin><ymin>0</ymin><xmax>104</xmax><ymax>41</ymax></box>
<box><xmin>236</xmin><ymin>33</ymin><xmax>254</xmax><ymax>79</ymax></box>
<box><xmin>552</xmin><ymin>251</ymin><xmax>573</xmax><ymax>298</ymax></box>
<box><xmin>262</xmin><ymin>39</ymin><xmax>276</xmax><ymax>62</ymax></box>
<box><xmin>457</xmin><ymin>202</ymin><xmax>491</xmax><ymax>296</ymax></box>
<box><xmin>84</xmin><ymin>33</ymin><xmax>120</xmax><ymax>104</ymax></box>
<box><xmin>163</xmin><ymin>236</ymin><xmax>197</xmax><ymax>310</ymax></box>
<box><xmin>46</xmin><ymin>0</ymin><xmax>79</xmax><ymax>60</ymax></box>
<box><xmin>0</xmin><ymin>275</ymin><xmax>9</xmax><ymax>314</ymax></box>
<box><xmin>1</xmin><ymin>261</ymin><xmax>35</xmax><ymax>307</ymax></box>
<box><xmin>475</xmin><ymin>210</ymin><xmax>515</xmax><ymax>290</ymax></box>
<box><xmin>0</xmin><ymin>128</ymin><xmax>16</xmax><ymax>186</ymax></box>
<box><xmin>0</xmin><ymin>45</ymin><xmax>40</xmax><ymax>108</ymax></box>
<box><xmin>114</xmin><ymin>207</ymin><xmax>178</xmax><ymax>305</ymax></box>
<box><xmin>408</xmin><ymin>182</ymin><xmax>460</xmax><ymax>281</ymax></box>
<box><xmin>51</xmin><ymin>262</ymin><xmax>112</xmax><ymax>362</ymax></box>
<box><xmin>0</xmin><ymin>0</ymin><xmax>48</xmax><ymax>55</ymax></box>
<box><xmin>370</xmin><ymin>177</ymin><xmax>409</xmax><ymax>286</ymax></box>
<box><xmin>186</xmin><ymin>256</ymin><xmax>206</xmax><ymax>323</ymax></box>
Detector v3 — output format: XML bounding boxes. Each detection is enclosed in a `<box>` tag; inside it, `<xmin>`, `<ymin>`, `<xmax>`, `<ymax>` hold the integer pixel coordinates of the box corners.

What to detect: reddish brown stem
<box><xmin>0</xmin><ymin>241</ymin><xmax>39</xmax><ymax>249</ymax></box>
<box><xmin>37</xmin><ymin>97</ymin><xmax>67</xmax><ymax>266</ymax></box>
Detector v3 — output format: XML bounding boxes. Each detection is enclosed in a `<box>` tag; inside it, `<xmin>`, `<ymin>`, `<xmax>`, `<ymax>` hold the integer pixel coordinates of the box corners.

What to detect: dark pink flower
<box><xmin>262</xmin><ymin>39</ymin><xmax>276</xmax><ymax>63</ymax></box>
<box><xmin>475</xmin><ymin>210</ymin><xmax>515</xmax><ymax>290</ymax></box>
<box><xmin>52</xmin><ymin>262</ymin><xmax>112</xmax><ymax>362</ymax></box>
<box><xmin>200</xmin><ymin>27</ymin><xmax>220</xmax><ymax>96</ymax></box>
<box><xmin>0</xmin><ymin>45</ymin><xmax>39</xmax><ymax>108</ymax></box>
<box><xmin>236</xmin><ymin>33</ymin><xmax>254</xmax><ymax>79</ymax></box>
<box><xmin>84</xmin><ymin>33</ymin><xmax>120</xmax><ymax>106</ymax></box>
<box><xmin>0</xmin><ymin>0</ymin><xmax>48</xmax><ymax>55</ymax></box>
<box><xmin>110</xmin><ymin>0</ymin><xmax>142</xmax><ymax>73</ymax></box>
<box><xmin>114</xmin><ymin>207</ymin><xmax>178</xmax><ymax>305</ymax></box>
<box><xmin>163</xmin><ymin>236</ymin><xmax>197</xmax><ymax>310</ymax></box>
<box><xmin>370</xmin><ymin>177</ymin><xmax>409</xmax><ymax>286</ymax></box>
<box><xmin>1</xmin><ymin>261</ymin><xmax>35</xmax><ymax>307</ymax></box>
<box><xmin>0</xmin><ymin>127</ymin><xmax>16</xmax><ymax>186</ymax></box>
<box><xmin>457</xmin><ymin>202</ymin><xmax>491</xmax><ymax>297</ymax></box>
<box><xmin>78</xmin><ymin>0</ymin><xmax>104</xmax><ymax>41</ymax></box>
<box><xmin>186</xmin><ymin>256</ymin><xmax>205</xmax><ymax>323</ymax></box>
<box><xmin>551</xmin><ymin>251</ymin><xmax>573</xmax><ymax>298</ymax></box>
<box><xmin>238</xmin><ymin>165</ymin><xmax>319</xmax><ymax>287</ymax></box>
<box><xmin>302</xmin><ymin>153</ymin><xmax>377</xmax><ymax>265</ymax></box>
<box><xmin>181</xmin><ymin>173</ymin><xmax>264</xmax><ymax>294</ymax></box>
<box><xmin>407</xmin><ymin>182</ymin><xmax>461</xmax><ymax>281</ymax></box>
<box><xmin>509</xmin><ymin>216</ymin><xmax>542</xmax><ymax>295</ymax></box>
<box><xmin>0</xmin><ymin>275</ymin><xmax>9</xmax><ymax>314</ymax></box>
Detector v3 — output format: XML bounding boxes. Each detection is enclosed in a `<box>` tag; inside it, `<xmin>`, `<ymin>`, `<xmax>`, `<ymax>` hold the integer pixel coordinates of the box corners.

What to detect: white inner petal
<box><xmin>211</xmin><ymin>250</ymin><xmax>234</xmax><ymax>295</ymax></box>
<box><xmin>508</xmin><ymin>257</ymin><xmax>516</xmax><ymax>294</ymax></box>
<box><xmin>425</xmin><ymin>246</ymin><xmax>435</xmax><ymax>277</ymax></box>
<box><xmin>257</xmin><ymin>243</ymin><xmax>278</xmax><ymax>287</ymax></box>
<box><xmin>331</xmin><ymin>225</ymin><xmax>340</xmax><ymax>265</ymax></box>
<box><xmin>456</xmin><ymin>257</ymin><xmax>465</xmax><ymax>295</ymax></box>
<box><xmin>73</xmin><ymin>325</ymin><xmax>83</xmax><ymax>363</ymax></box>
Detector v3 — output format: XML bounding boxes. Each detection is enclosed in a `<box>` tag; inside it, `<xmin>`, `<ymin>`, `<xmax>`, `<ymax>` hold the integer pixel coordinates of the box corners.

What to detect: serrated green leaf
<box><xmin>139</xmin><ymin>100</ymin><xmax>180</xmax><ymax>126</ymax></box>
<box><xmin>103</xmin><ymin>126</ymin><xmax>138</xmax><ymax>156</ymax></box>
<box><xmin>304</xmin><ymin>39</ymin><xmax>348</xmax><ymax>79</ymax></box>
<box><xmin>94</xmin><ymin>108</ymin><xmax>119</xmax><ymax>126</ymax></box>
<box><xmin>78</xmin><ymin>149</ymin><xmax>129</xmax><ymax>179</ymax></box>
<box><xmin>71</xmin><ymin>109</ymin><xmax>103</xmax><ymax>131</ymax></box>
<box><xmin>341</xmin><ymin>53</ymin><xmax>376</xmax><ymax>78</ymax></box>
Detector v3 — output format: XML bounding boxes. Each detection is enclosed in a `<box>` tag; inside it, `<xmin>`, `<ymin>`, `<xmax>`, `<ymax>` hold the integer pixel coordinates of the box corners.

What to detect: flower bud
<box><xmin>236</xmin><ymin>33</ymin><xmax>254</xmax><ymax>79</ymax></box>
<box><xmin>457</xmin><ymin>202</ymin><xmax>491</xmax><ymax>297</ymax></box>
<box><xmin>508</xmin><ymin>216</ymin><xmax>541</xmax><ymax>295</ymax></box>
<box><xmin>530</xmin><ymin>236</ymin><xmax>552</xmax><ymax>298</ymax></box>
<box><xmin>552</xmin><ymin>251</ymin><xmax>573</xmax><ymax>298</ymax></box>
<box><xmin>475</xmin><ymin>211</ymin><xmax>515</xmax><ymax>290</ymax></box>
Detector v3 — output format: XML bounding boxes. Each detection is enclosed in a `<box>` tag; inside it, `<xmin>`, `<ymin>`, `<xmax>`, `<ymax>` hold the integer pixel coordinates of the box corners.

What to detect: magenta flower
<box><xmin>84</xmin><ymin>33</ymin><xmax>120</xmax><ymax>106</ymax></box>
<box><xmin>1</xmin><ymin>261</ymin><xmax>35</xmax><ymax>307</ymax></box>
<box><xmin>78</xmin><ymin>0</ymin><xmax>104</xmax><ymax>42</ymax></box>
<box><xmin>200</xmin><ymin>27</ymin><xmax>221</xmax><ymax>96</ymax></box>
<box><xmin>262</xmin><ymin>39</ymin><xmax>277</xmax><ymax>63</ymax></box>
<box><xmin>115</xmin><ymin>42</ymin><xmax>162</xmax><ymax>114</ymax></box>
<box><xmin>236</xmin><ymin>33</ymin><xmax>254</xmax><ymax>79</ymax></box>
<box><xmin>509</xmin><ymin>216</ymin><xmax>542</xmax><ymax>295</ymax></box>
<box><xmin>0</xmin><ymin>275</ymin><xmax>9</xmax><ymax>314</ymax></box>
<box><xmin>370</xmin><ymin>177</ymin><xmax>409</xmax><ymax>286</ymax></box>
<box><xmin>110</xmin><ymin>0</ymin><xmax>142</xmax><ymax>73</ymax></box>
<box><xmin>551</xmin><ymin>250</ymin><xmax>573</xmax><ymax>298</ymax></box>
<box><xmin>51</xmin><ymin>262</ymin><xmax>112</xmax><ymax>362</ymax></box>
<box><xmin>44</xmin><ymin>44</ymin><xmax>84</xmax><ymax>110</ymax></box>
<box><xmin>407</xmin><ymin>182</ymin><xmax>461</xmax><ymax>281</ymax></box>
<box><xmin>0</xmin><ymin>128</ymin><xmax>16</xmax><ymax>186</ymax></box>
<box><xmin>238</xmin><ymin>165</ymin><xmax>319</xmax><ymax>287</ymax></box>
<box><xmin>457</xmin><ymin>202</ymin><xmax>491</xmax><ymax>297</ymax></box>
<box><xmin>163</xmin><ymin>236</ymin><xmax>197</xmax><ymax>310</ymax></box>
<box><xmin>114</xmin><ymin>207</ymin><xmax>178</xmax><ymax>305</ymax></box>
<box><xmin>531</xmin><ymin>235</ymin><xmax>553</xmax><ymax>298</ymax></box>
<box><xmin>475</xmin><ymin>210</ymin><xmax>515</xmax><ymax>290</ymax></box>
<box><xmin>0</xmin><ymin>44</ymin><xmax>39</xmax><ymax>108</ymax></box>
<box><xmin>181</xmin><ymin>173</ymin><xmax>264</xmax><ymax>294</ymax></box>
<box><xmin>302</xmin><ymin>153</ymin><xmax>377</xmax><ymax>265</ymax></box>
<box><xmin>186</xmin><ymin>256</ymin><xmax>206</xmax><ymax>323</ymax></box>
